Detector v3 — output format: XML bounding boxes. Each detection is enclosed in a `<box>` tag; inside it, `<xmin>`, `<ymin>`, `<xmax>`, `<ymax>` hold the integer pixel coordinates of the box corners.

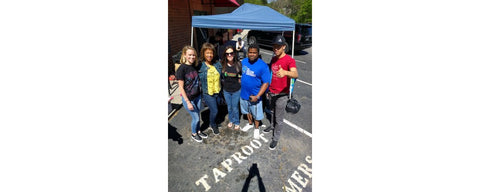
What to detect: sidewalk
<box><xmin>168</xmin><ymin>80</ymin><xmax>182</xmax><ymax>119</ymax></box>
<box><xmin>168</xmin><ymin>80</ymin><xmax>182</xmax><ymax>105</ymax></box>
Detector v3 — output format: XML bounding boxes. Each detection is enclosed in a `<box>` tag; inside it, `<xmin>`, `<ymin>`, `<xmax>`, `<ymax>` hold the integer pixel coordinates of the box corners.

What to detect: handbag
<box><xmin>285</xmin><ymin>78</ymin><xmax>301</xmax><ymax>114</ymax></box>
<box><xmin>216</xmin><ymin>90</ymin><xmax>227</xmax><ymax>106</ymax></box>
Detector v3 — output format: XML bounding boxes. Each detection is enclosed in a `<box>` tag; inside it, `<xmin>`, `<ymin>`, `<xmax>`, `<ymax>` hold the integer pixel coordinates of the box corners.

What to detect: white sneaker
<box><xmin>254</xmin><ymin>128</ymin><xmax>260</xmax><ymax>139</ymax></box>
<box><xmin>241</xmin><ymin>124</ymin><xmax>254</xmax><ymax>132</ymax></box>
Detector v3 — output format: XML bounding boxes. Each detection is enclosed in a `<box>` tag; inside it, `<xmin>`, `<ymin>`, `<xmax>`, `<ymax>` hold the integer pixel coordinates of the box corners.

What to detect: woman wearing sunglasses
<box><xmin>220</xmin><ymin>45</ymin><xmax>242</xmax><ymax>130</ymax></box>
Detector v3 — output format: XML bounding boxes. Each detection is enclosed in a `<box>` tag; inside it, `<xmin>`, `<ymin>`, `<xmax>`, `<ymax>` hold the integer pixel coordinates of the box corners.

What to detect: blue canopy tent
<box><xmin>191</xmin><ymin>3</ymin><xmax>296</xmax><ymax>58</ymax></box>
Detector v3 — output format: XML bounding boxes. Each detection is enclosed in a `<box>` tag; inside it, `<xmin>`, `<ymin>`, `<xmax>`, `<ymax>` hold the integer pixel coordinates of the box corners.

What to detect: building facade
<box><xmin>168</xmin><ymin>0</ymin><xmax>242</xmax><ymax>76</ymax></box>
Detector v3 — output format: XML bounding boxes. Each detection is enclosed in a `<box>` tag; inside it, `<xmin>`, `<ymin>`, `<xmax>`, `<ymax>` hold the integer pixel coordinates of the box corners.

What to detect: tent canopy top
<box><xmin>192</xmin><ymin>3</ymin><xmax>295</xmax><ymax>31</ymax></box>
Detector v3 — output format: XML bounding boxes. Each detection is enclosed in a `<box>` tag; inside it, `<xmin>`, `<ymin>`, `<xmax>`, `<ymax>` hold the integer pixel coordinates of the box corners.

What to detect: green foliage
<box><xmin>294</xmin><ymin>0</ymin><xmax>312</xmax><ymax>23</ymax></box>
<box><xmin>247</xmin><ymin>0</ymin><xmax>311</xmax><ymax>23</ymax></box>
<box><xmin>244</xmin><ymin>0</ymin><xmax>268</xmax><ymax>6</ymax></box>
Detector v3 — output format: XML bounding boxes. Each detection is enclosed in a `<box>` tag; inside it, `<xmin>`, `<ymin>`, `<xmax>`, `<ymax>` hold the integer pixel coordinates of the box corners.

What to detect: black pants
<box><xmin>266</xmin><ymin>93</ymin><xmax>288</xmax><ymax>141</ymax></box>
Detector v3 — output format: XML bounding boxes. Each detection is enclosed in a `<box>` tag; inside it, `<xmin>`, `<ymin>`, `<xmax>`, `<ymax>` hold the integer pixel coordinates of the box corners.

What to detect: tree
<box><xmin>269</xmin><ymin>0</ymin><xmax>292</xmax><ymax>16</ymax></box>
<box><xmin>244</xmin><ymin>0</ymin><xmax>268</xmax><ymax>6</ymax></box>
<box><xmin>294</xmin><ymin>0</ymin><xmax>311</xmax><ymax>23</ymax></box>
<box><xmin>246</xmin><ymin>0</ymin><xmax>311</xmax><ymax>23</ymax></box>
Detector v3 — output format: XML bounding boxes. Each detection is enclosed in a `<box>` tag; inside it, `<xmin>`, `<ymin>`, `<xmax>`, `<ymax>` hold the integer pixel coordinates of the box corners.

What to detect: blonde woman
<box><xmin>175</xmin><ymin>45</ymin><xmax>207</xmax><ymax>142</ymax></box>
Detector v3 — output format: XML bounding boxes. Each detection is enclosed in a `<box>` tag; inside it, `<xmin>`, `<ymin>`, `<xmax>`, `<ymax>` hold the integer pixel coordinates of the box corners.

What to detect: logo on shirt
<box><xmin>243</xmin><ymin>65</ymin><xmax>257</xmax><ymax>77</ymax></box>
<box><xmin>244</xmin><ymin>67</ymin><xmax>256</xmax><ymax>77</ymax></box>
<box><xmin>271</xmin><ymin>64</ymin><xmax>282</xmax><ymax>80</ymax></box>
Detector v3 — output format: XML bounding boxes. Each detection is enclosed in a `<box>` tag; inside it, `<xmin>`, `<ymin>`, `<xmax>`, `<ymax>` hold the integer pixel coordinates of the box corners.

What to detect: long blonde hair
<box><xmin>180</xmin><ymin>45</ymin><xmax>198</xmax><ymax>66</ymax></box>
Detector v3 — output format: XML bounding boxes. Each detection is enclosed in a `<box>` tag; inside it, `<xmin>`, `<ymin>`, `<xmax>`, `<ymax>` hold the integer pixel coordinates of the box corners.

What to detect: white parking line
<box><xmin>283</xmin><ymin>119</ymin><xmax>312</xmax><ymax>138</ymax></box>
<box><xmin>296</xmin><ymin>60</ymin><xmax>306</xmax><ymax>64</ymax></box>
<box><xmin>296</xmin><ymin>79</ymin><xmax>312</xmax><ymax>86</ymax></box>
<box><xmin>260</xmin><ymin>50</ymin><xmax>272</xmax><ymax>55</ymax></box>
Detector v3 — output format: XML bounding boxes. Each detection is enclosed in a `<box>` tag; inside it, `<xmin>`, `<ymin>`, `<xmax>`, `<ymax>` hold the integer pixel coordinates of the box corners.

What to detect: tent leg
<box><xmin>191</xmin><ymin>27</ymin><xmax>194</xmax><ymax>47</ymax></box>
<box><xmin>292</xmin><ymin>30</ymin><xmax>295</xmax><ymax>59</ymax></box>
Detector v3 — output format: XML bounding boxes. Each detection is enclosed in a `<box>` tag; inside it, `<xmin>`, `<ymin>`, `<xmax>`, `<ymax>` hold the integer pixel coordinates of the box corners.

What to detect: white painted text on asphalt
<box><xmin>283</xmin><ymin>155</ymin><xmax>313</xmax><ymax>192</ymax></box>
<box><xmin>195</xmin><ymin>133</ymin><xmax>270</xmax><ymax>191</ymax></box>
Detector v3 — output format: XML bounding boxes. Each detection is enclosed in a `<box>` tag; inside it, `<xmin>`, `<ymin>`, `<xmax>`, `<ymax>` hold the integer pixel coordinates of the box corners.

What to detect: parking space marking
<box><xmin>284</xmin><ymin>119</ymin><xmax>312</xmax><ymax>138</ymax></box>
<box><xmin>296</xmin><ymin>79</ymin><xmax>312</xmax><ymax>86</ymax></box>
<box><xmin>295</xmin><ymin>60</ymin><xmax>306</xmax><ymax>64</ymax></box>
<box><xmin>259</xmin><ymin>50</ymin><xmax>272</xmax><ymax>55</ymax></box>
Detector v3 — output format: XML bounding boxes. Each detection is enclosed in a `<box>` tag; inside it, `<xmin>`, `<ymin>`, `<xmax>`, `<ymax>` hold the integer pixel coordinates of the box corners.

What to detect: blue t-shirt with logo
<box><xmin>240</xmin><ymin>58</ymin><xmax>271</xmax><ymax>100</ymax></box>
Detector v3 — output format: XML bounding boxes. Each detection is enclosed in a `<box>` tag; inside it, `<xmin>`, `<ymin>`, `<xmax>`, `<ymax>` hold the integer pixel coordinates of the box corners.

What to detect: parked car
<box><xmin>247</xmin><ymin>23</ymin><xmax>312</xmax><ymax>53</ymax></box>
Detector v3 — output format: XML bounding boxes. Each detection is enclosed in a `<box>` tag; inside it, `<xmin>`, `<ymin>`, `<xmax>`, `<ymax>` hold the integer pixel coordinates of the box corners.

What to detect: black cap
<box><xmin>238</xmin><ymin>37</ymin><xmax>242</xmax><ymax>41</ymax></box>
<box><xmin>272</xmin><ymin>35</ymin><xmax>286</xmax><ymax>45</ymax></box>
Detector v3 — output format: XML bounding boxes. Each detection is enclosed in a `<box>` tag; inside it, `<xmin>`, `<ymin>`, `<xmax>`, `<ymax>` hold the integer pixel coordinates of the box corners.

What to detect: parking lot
<box><xmin>168</xmin><ymin>47</ymin><xmax>313</xmax><ymax>191</ymax></box>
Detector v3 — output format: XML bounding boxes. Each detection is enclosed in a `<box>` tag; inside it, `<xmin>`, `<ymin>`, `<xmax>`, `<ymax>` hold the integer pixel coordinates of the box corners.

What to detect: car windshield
<box><xmin>301</xmin><ymin>26</ymin><xmax>311</xmax><ymax>36</ymax></box>
<box><xmin>296</xmin><ymin>24</ymin><xmax>312</xmax><ymax>36</ymax></box>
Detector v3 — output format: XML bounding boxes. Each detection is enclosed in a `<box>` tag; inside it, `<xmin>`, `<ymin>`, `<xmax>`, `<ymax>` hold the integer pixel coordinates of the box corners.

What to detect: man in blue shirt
<box><xmin>240</xmin><ymin>44</ymin><xmax>271</xmax><ymax>139</ymax></box>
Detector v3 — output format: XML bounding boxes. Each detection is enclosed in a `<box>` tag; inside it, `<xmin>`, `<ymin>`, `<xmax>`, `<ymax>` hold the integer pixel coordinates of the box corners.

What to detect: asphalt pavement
<box><xmin>168</xmin><ymin>47</ymin><xmax>313</xmax><ymax>191</ymax></box>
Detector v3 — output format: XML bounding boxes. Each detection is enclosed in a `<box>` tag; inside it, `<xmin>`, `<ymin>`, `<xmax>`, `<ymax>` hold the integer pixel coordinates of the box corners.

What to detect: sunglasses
<box><xmin>225</xmin><ymin>52</ymin><xmax>235</xmax><ymax>56</ymax></box>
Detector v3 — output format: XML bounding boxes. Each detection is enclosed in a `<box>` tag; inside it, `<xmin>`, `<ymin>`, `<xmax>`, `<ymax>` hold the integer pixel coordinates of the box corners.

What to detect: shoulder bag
<box><xmin>285</xmin><ymin>78</ymin><xmax>301</xmax><ymax>114</ymax></box>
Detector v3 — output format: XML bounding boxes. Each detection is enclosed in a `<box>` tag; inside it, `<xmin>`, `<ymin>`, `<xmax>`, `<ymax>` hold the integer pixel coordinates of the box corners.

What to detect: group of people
<box><xmin>175</xmin><ymin>35</ymin><xmax>298</xmax><ymax>150</ymax></box>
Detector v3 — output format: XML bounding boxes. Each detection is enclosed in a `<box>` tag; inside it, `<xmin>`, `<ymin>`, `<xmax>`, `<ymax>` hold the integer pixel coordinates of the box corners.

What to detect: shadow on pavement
<box><xmin>168</xmin><ymin>123</ymin><xmax>183</xmax><ymax>145</ymax></box>
<box><xmin>241</xmin><ymin>163</ymin><xmax>266</xmax><ymax>192</ymax></box>
<box><xmin>200</xmin><ymin>105</ymin><xmax>228</xmax><ymax>131</ymax></box>
<box><xmin>168</xmin><ymin>103</ymin><xmax>183</xmax><ymax>121</ymax></box>
<box><xmin>295</xmin><ymin>50</ymin><xmax>309</xmax><ymax>55</ymax></box>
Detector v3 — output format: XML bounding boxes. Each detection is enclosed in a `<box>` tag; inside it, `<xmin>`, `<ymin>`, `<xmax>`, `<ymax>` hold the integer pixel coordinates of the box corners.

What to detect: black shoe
<box><xmin>269</xmin><ymin>140</ymin><xmax>278</xmax><ymax>150</ymax></box>
<box><xmin>209</xmin><ymin>127</ymin><xmax>220</xmax><ymax>135</ymax></box>
<box><xmin>263</xmin><ymin>125</ymin><xmax>274</xmax><ymax>133</ymax></box>
<box><xmin>191</xmin><ymin>134</ymin><xmax>202</xmax><ymax>142</ymax></box>
<box><xmin>198</xmin><ymin>131</ymin><xmax>208</xmax><ymax>139</ymax></box>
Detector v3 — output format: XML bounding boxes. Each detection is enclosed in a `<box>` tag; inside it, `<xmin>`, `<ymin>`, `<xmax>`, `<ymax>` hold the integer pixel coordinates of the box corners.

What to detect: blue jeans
<box><xmin>223</xmin><ymin>89</ymin><xmax>240</xmax><ymax>125</ymax></box>
<box><xmin>203</xmin><ymin>93</ymin><xmax>219</xmax><ymax>128</ymax></box>
<box><xmin>181</xmin><ymin>96</ymin><xmax>202</xmax><ymax>134</ymax></box>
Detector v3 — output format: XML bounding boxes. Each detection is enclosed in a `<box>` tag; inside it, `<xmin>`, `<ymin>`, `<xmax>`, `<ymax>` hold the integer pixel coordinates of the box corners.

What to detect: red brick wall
<box><xmin>168</xmin><ymin>0</ymin><xmax>213</xmax><ymax>75</ymax></box>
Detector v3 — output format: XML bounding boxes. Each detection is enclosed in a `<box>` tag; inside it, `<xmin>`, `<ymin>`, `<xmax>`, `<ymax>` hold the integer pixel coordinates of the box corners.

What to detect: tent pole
<box><xmin>290</xmin><ymin>30</ymin><xmax>296</xmax><ymax>99</ymax></box>
<box><xmin>191</xmin><ymin>27</ymin><xmax>194</xmax><ymax>46</ymax></box>
<box><xmin>292</xmin><ymin>30</ymin><xmax>295</xmax><ymax>59</ymax></box>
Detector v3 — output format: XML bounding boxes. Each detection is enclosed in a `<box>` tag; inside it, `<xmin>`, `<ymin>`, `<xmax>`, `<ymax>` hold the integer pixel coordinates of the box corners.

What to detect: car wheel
<box><xmin>248</xmin><ymin>36</ymin><xmax>256</xmax><ymax>45</ymax></box>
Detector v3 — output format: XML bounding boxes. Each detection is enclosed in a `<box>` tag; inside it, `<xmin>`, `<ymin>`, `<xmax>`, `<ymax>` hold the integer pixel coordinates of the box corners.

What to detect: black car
<box><xmin>247</xmin><ymin>23</ymin><xmax>312</xmax><ymax>53</ymax></box>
